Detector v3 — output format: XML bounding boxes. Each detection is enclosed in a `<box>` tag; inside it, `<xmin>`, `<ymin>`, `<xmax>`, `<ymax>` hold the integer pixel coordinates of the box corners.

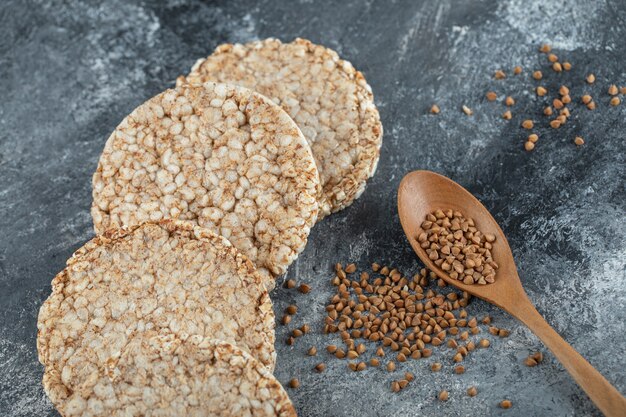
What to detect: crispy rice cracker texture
<box><xmin>178</xmin><ymin>38</ymin><xmax>383</xmax><ymax>219</ymax></box>
<box><xmin>37</xmin><ymin>221</ymin><xmax>277</xmax><ymax>404</ymax></box>
<box><xmin>44</xmin><ymin>333</ymin><xmax>296</xmax><ymax>417</ymax></box>
<box><xmin>92</xmin><ymin>82</ymin><xmax>320</xmax><ymax>285</ymax></box>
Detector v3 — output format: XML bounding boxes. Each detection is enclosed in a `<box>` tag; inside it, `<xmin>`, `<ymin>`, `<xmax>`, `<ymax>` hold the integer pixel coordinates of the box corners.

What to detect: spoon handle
<box><xmin>509</xmin><ymin>300</ymin><xmax>626</xmax><ymax>417</ymax></box>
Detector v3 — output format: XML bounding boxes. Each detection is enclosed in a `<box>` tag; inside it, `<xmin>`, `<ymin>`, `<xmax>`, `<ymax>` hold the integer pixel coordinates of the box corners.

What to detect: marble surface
<box><xmin>0</xmin><ymin>1</ymin><xmax>624</xmax><ymax>416</ymax></box>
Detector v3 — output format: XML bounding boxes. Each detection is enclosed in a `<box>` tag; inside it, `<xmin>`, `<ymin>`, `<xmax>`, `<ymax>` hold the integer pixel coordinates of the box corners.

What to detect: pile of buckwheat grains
<box><xmin>279</xmin><ymin>256</ymin><xmax>547</xmax><ymax>409</ymax></box>
<box><xmin>419</xmin><ymin>209</ymin><xmax>498</xmax><ymax>285</ymax></box>
<box><xmin>429</xmin><ymin>42</ymin><xmax>625</xmax><ymax>152</ymax></box>
<box><xmin>279</xmin><ymin>260</ymin><xmax>519</xmax><ymax>403</ymax></box>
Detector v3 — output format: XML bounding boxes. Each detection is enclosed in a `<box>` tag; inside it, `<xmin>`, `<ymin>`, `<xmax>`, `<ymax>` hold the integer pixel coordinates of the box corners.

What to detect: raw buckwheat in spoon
<box><xmin>398</xmin><ymin>170</ymin><xmax>626</xmax><ymax>417</ymax></box>
<box><xmin>418</xmin><ymin>208</ymin><xmax>498</xmax><ymax>285</ymax></box>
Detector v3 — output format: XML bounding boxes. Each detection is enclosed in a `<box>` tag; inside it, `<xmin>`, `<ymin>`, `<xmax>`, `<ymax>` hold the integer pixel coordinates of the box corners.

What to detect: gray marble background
<box><xmin>1</xmin><ymin>1</ymin><xmax>624</xmax><ymax>416</ymax></box>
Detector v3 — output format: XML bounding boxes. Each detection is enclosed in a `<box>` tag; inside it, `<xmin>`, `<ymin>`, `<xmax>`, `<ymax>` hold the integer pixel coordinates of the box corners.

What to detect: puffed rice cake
<box><xmin>177</xmin><ymin>38</ymin><xmax>383</xmax><ymax>220</ymax></box>
<box><xmin>43</xmin><ymin>333</ymin><xmax>296</xmax><ymax>417</ymax></box>
<box><xmin>37</xmin><ymin>220</ymin><xmax>277</xmax><ymax>402</ymax></box>
<box><xmin>91</xmin><ymin>82</ymin><xmax>320</xmax><ymax>286</ymax></box>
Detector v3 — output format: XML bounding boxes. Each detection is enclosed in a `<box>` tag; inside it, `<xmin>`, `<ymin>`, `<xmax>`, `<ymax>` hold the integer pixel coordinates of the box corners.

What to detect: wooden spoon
<box><xmin>398</xmin><ymin>170</ymin><xmax>626</xmax><ymax>417</ymax></box>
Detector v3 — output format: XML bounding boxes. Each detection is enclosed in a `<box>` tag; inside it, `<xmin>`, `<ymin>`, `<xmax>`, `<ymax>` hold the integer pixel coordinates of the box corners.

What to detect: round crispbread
<box><xmin>37</xmin><ymin>221</ymin><xmax>276</xmax><ymax>393</ymax></box>
<box><xmin>91</xmin><ymin>82</ymin><xmax>320</xmax><ymax>285</ymax></box>
<box><xmin>43</xmin><ymin>333</ymin><xmax>296</xmax><ymax>417</ymax></box>
<box><xmin>178</xmin><ymin>38</ymin><xmax>383</xmax><ymax>219</ymax></box>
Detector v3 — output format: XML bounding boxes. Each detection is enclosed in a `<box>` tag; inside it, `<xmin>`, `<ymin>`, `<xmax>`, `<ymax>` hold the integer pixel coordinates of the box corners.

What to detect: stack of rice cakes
<box><xmin>38</xmin><ymin>38</ymin><xmax>382</xmax><ymax>416</ymax></box>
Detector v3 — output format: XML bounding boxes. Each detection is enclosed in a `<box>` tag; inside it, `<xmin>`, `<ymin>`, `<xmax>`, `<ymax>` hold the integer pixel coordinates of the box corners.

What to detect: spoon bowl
<box><xmin>398</xmin><ymin>170</ymin><xmax>625</xmax><ymax>417</ymax></box>
<box><xmin>397</xmin><ymin>170</ymin><xmax>525</xmax><ymax>309</ymax></box>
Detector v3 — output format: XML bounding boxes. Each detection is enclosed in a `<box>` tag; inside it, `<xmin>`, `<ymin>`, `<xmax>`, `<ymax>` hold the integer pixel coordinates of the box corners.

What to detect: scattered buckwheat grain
<box><xmin>500</xmin><ymin>400</ymin><xmax>513</xmax><ymax>409</ymax></box>
<box><xmin>524</xmin><ymin>357</ymin><xmax>538</xmax><ymax>367</ymax></box>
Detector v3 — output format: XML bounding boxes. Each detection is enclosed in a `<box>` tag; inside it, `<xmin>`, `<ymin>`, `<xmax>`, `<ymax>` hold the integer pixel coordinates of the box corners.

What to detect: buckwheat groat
<box><xmin>37</xmin><ymin>221</ymin><xmax>276</xmax><ymax>387</ymax></box>
<box><xmin>44</xmin><ymin>333</ymin><xmax>296</xmax><ymax>417</ymax></box>
<box><xmin>92</xmin><ymin>82</ymin><xmax>320</xmax><ymax>285</ymax></box>
<box><xmin>178</xmin><ymin>38</ymin><xmax>383</xmax><ymax>219</ymax></box>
